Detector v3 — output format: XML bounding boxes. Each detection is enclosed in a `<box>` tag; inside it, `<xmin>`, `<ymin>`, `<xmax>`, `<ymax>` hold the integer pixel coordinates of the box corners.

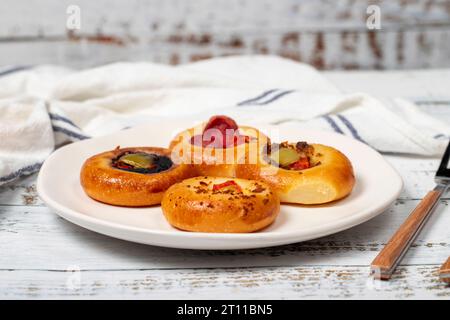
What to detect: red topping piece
<box><xmin>212</xmin><ymin>180</ymin><xmax>243</xmax><ymax>193</ymax></box>
<box><xmin>201</xmin><ymin>115</ymin><xmax>248</xmax><ymax>148</ymax></box>
<box><xmin>203</xmin><ymin>115</ymin><xmax>238</xmax><ymax>134</ymax></box>
<box><xmin>289</xmin><ymin>157</ymin><xmax>310</xmax><ymax>170</ymax></box>
<box><xmin>115</xmin><ymin>163</ymin><xmax>133</xmax><ymax>170</ymax></box>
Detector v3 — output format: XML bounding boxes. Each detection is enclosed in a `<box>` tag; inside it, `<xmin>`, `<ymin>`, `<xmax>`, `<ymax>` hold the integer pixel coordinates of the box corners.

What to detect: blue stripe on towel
<box><xmin>434</xmin><ymin>134</ymin><xmax>450</xmax><ymax>140</ymax></box>
<box><xmin>0</xmin><ymin>65</ymin><xmax>32</xmax><ymax>77</ymax></box>
<box><xmin>49</xmin><ymin>113</ymin><xmax>81</xmax><ymax>129</ymax></box>
<box><xmin>256</xmin><ymin>90</ymin><xmax>295</xmax><ymax>105</ymax></box>
<box><xmin>238</xmin><ymin>89</ymin><xmax>295</xmax><ymax>106</ymax></box>
<box><xmin>322</xmin><ymin>115</ymin><xmax>344</xmax><ymax>134</ymax></box>
<box><xmin>237</xmin><ymin>89</ymin><xmax>280</xmax><ymax>106</ymax></box>
<box><xmin>52</xmin><ymin>125</ymin><xmax>90</xmax><ymax>140</ymax></box>
<box><xmin>336</xmin><ymin>114</ymin><xmax>367</xmax><ymax>143</ymax></box>
<box><xmin>0</xmin><ymin>162</ymin><xmax>42</xmax><ymax>183</ymax></box>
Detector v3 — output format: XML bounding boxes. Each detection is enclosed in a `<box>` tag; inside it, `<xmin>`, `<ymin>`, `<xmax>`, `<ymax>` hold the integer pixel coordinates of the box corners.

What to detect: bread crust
<box><xmin>169</xmin><ymin>124</ymin><xmax>269</xmax><ymax>178</ymax></box>
<box><xmin>80</xmin><ymin>147</ymin><xmax>195</xmax><ymax>207</ymax></box>
<box><xmin>236</xmin><ymin>144</ymin><xmax>355</xmax><ymax>204</ymax></box>
<box><xmin>161</xmin><ymin>177</ymin><xmax>280</xmax><ymax>233</ymax></box>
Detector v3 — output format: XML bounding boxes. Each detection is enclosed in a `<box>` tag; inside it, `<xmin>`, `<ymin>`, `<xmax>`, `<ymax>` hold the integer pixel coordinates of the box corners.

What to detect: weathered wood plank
<box><xmin>1</xmin><ymin>0</ymin><xmax>450</xmax><ymax>69</ymax></box>
<box><xmin>0</xmin><ymin>265</ymin><xmax>448</xmax><ymax>299</ymax></box>
<box><xmin>3</xmin><ymin>0</ymin><xmax>450</xmax><ymax>38</ymax></box>
<box><xmin>0</xmin><ymin>198</ymin><xmax>448</xmax><ymax>271</ymax></box>
<box><xmin>1</xmin><ymin>30</ymin><xmax>449</xmax><ymax>70</ymax></box>
<box><xmin>386</xmin><ymin>155</ymin><xmax>447</xmax><ymax>200</ymax></box>
<box><xmin>0</xmin><ymin>174</ymin><xmax>41</xmax><ymax>206</ymax></box>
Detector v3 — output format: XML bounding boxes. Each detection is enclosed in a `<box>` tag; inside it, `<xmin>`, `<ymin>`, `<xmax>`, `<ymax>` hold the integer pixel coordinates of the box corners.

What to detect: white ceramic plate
<box><xmin>37</xmin><ymin>121</ymin><xmax>402</xmax><ymax>250</ymax></box>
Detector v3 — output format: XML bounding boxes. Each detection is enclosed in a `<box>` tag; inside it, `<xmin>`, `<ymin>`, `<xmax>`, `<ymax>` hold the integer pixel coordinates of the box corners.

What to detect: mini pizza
<box><xmin>161</xmin><ymin>177</ymin><xmax>280</xmax><ymax>233</ymax></box>
<box><xmin>169</xmin><ymin>115</ymin><xmax>269</xmax><ymax>178</ymax></box>
<box><xmin>80</xmin><ymin>147</ymin><xmax>195</xmax><ymax>206</ymax></box>
<box><xmin>236</xmin><ymin>141</ymin><xmax>355</xmax><ymax>204</ymax></box>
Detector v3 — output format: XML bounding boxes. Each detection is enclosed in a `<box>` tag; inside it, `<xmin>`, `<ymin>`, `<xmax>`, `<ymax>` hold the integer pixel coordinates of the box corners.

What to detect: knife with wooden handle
<box><xmin>439</xmin><ymin>257</ymin><xmax>450</xmax><ymax>283</ymax></box>
<box><xmin>370</xmin><ymin>140</ymin><xmax>450</xmax><ymax>280</ymax></box>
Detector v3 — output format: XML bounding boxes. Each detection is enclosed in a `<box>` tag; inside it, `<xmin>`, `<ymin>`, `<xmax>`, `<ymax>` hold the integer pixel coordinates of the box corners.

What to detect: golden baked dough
<box><xmin>161</xmin><ymin>177</ymin><xmax>280</xmax><ymax>233</ymax></box>
<box><xmin>169</xmin><ymin>116</ymin><xmax>269</xmax><ymax>178</ymax></box>
<box><xmin>236</xmin><ymin>143</ymin><xmax>355</xmax><ymax>204</ymax></box>
<box><xmin>80</xmin><ymin>147</ymin><xmax>195</xmax><ymax>207</ymax></box>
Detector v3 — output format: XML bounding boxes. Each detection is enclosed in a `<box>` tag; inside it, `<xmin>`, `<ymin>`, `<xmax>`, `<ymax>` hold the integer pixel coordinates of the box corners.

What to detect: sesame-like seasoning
<box><xmin>251</xmin><ymin>184</ymin><xmax>266</xmax><ymax>193</ymax></box>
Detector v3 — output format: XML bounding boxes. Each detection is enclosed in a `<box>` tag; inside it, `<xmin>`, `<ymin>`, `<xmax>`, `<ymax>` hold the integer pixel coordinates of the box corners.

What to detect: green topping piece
<box><xmin>118</xmin><ymin>153</ymin><xmax>156</xmax><ymax>169</ymax></box>
<box><xmin>271</xmin><ymin>147</ymin><xmax>300</xmax><ymax>167</ymax></box>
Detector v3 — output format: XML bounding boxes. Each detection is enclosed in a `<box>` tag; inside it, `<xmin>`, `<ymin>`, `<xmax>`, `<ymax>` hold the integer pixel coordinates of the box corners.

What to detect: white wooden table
<box><xmin>0</xmin><ymin>69</ymin><xmax>449</xmax><ymax>299</ymax></box>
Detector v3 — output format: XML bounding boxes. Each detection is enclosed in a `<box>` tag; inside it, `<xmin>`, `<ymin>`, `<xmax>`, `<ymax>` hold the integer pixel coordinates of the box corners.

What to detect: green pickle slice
<box><xmin>271</xmin><ymin>147</ymin><xmax>300</xmax><ymax>167</ymax></box>
<box><xmin>118</xmin><ymin>153</ymin><xmax>156</xmax><ymax>169</ymax></box>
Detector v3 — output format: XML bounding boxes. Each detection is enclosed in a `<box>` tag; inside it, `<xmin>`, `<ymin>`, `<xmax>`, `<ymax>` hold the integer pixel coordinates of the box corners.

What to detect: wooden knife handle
<box><xmin>371</xmin><ymin>185</ymin><xmax>446</xmax><ymax>280</ymax></box>
<box><xmin>439</xmin><ymin>257</ymin><xmax>450</xmax><ymax>283</ymax></box>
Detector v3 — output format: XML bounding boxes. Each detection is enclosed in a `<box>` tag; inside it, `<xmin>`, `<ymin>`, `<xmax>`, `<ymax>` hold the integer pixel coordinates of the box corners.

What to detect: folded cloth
<box><xmin>0</xmin><ymin>56</ymin><xmax>448</xmax><ymax>186</ymax></box>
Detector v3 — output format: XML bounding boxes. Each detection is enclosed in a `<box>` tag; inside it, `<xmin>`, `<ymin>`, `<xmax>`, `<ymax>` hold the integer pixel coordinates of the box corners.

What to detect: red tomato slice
<box><xmin>289</xmin><ymin>157</ymin><xmax>310</xmax><ymax>170</ymax></box>
<box><xmin>212</xmin><ymin>180</ymin><xmax>243</xmax><ymax>193</ymax></box>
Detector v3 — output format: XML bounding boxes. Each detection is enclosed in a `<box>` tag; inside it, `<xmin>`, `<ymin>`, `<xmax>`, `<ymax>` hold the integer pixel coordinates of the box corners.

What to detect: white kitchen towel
<box><xmin>0</xmin><ymin>56</ymin><xmax>449</xmax><ymax>186</ymax></box>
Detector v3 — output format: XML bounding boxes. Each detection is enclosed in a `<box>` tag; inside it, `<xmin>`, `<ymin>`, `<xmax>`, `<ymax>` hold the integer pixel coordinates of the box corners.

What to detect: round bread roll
<box><xmin>169</xmin><ymin>115</ymin><xmax>269</xmax><ymax>178</ymax></box>
<box><xmin>236</xmin><ymin>142</ymin><xmax>355</xmax><ymax>204</ymax></box>
<box><xmin>161</xmin><ymin>177</ymin><xmax>280</xmax><ymax>233</ymax></box>
<box><xmin>80</xmin><ymin>146</ymin><xmax>195</xmax><ymax>207</ymax></box>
